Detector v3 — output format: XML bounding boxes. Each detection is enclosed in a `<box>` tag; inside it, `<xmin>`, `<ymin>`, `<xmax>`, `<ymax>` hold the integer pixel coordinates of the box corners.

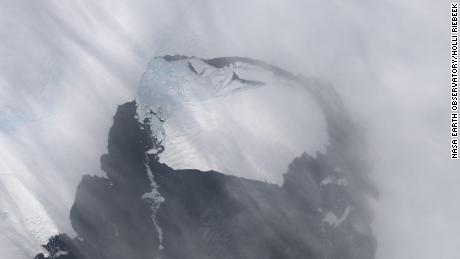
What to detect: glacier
<box><xmin>136</xmin><ymin>56</ymin><xmax>329</xmax><ymax>185</ymax></box>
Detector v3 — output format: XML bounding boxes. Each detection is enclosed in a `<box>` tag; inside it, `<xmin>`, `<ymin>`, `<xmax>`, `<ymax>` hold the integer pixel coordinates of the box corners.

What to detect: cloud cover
<box><xmin>0</xmin><ymin>0</ymin><xmax>456</xmax><ymax>258</ymax></box>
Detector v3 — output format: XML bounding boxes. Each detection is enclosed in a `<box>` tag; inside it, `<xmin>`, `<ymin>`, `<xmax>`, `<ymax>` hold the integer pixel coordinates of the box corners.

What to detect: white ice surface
<box><xmin>0</xmin><ymin>174</ymin><xmax>58</xmax><ymax>257</ymax></box>
<box><xmin>320</xmin><ymin>175</ymin><xmax>348</xmax><ymax>186</ymax></box>
<box><xmin>321</xmin><ymin>206</ymin><xmax>351</xmax><ymax>228</ymax></box>
<box><xmin>142</xmin><ymin>160</ymin><xmax>165</xmax><ymax>252</ymax></box>
<box><xmin>137</xmin><ymin>58</ymin><xmax>328</xmax><ymax>185</ymax></box>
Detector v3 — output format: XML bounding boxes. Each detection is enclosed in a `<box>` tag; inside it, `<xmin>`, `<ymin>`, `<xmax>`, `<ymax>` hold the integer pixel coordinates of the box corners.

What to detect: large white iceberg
<box><xmin>136</xmin><ymin>56</ymin><xmax>329</xmax><ymax>185</ymax></box>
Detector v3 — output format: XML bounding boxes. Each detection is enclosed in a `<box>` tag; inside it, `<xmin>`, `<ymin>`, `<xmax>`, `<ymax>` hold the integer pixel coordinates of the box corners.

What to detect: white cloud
<box><xmin>0</xmin><ymin>0</ymin><xmax>455</xmax><ymax>258</ymax></box>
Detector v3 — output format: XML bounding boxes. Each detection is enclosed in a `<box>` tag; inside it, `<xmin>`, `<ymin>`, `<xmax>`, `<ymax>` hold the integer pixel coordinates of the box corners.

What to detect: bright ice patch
<box><xmin>142</xmin><ymin>159</ymin><xmax>165</xmax><ymax>252</ymax></box>
<box><xmin>136</xmin><ymin>57</ymin><xmax>329</xmax><ymax>185</ymax></box>
<box><xmin>0</xmin><ymin>174</ymin><xmax>58</xmax><ymax>253</ymax></box>
<box><xmin>320</xmin><ymin>175</ymin><xmax>348</xmax><ymax>186</ymax></box>
<box><xmin>320</xmin><ymin>206</ymin><xmax>351</xmax><ymax>228</ymax></box>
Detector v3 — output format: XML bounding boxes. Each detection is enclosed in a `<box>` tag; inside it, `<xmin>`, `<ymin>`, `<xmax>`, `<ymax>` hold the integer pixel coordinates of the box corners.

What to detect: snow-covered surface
<box><xmin>0</xmin><ymin>174</ymin><xmax>58</xmax><ymax>257</ymax></box>
<box><xmin>136</xmin><ymin>58</ymin><xmax>329</xmax><ymax>185</ymax></box>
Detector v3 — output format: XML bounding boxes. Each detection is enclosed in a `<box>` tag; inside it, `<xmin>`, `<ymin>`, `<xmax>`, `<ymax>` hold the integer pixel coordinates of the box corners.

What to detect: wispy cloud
<box><xmin>0</xmin><ymin>0</ymin><xmax>454</xmax><ymax>258</ymax></box>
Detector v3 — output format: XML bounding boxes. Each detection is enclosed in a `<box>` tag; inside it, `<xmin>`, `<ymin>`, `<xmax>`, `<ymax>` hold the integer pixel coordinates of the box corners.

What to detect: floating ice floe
<box><xmin>136</xmin><ymin>57</ymin><xmax>329</xmax><ymax>185</ymax></box>
<box><xmin>142</xmin><ymin>159</ymin><xmax>166</xmax><ymax>252</ymax></box>
<box><xmin>320</xmin><ymin>175</ymin><xmax>348</xmax><ymax>186</ymax></box>
<box><xmin>320</xmin><ymin>206</ymin><xmax>351</xmax><ymax>228</ymax></box>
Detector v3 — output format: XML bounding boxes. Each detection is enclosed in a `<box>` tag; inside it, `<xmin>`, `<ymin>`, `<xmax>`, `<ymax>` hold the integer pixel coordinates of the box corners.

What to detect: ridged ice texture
<box><xmin>136</xmin><ymin>57</ymin><xmax>329</xmax><ymax>185</ymax></box>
